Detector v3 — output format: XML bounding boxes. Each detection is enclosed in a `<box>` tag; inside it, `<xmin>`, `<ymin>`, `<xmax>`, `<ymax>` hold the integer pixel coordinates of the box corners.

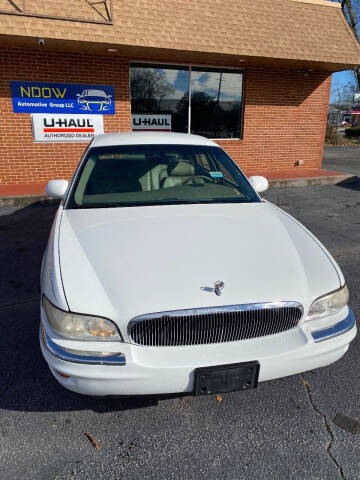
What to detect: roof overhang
<box><xmin>0</xmin><ymin>0</ymin><xmax>359</xmax><ymax>73</ymax></box>
<box><xmin>0</xmin><ymin>34</ymin><xmax>357</xmax><ymax>73</ymax></box>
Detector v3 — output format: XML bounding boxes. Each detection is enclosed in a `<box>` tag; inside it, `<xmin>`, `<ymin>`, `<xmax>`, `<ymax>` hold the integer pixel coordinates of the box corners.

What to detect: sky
<box><xmin>156</xmin><ymin>68</ymin><xmax>243</xmax><ymax>102</ymax></box>
<box><xmin>330</xmin><ymin>70</ymin><xmax>356</xmax><ymax>102</ymax></box>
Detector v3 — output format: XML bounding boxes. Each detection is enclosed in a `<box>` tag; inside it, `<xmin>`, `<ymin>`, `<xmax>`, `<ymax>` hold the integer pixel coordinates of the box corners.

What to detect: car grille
<box><xmin>128</xmin><ymin>303</ymin><xmax>303</xmax><ymax>347</ymax></box>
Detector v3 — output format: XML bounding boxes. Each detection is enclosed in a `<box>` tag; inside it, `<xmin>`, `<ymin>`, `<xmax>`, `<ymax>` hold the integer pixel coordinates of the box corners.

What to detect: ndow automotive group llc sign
<box><xmin>31</xmin><ymin>114</ymin><xmax>104</xmax><ymax>142</ymax></box>
<box><xmin>11</xmin><ymin>81</ymin><xmax>115</xmax><ymax>114</ymax></box>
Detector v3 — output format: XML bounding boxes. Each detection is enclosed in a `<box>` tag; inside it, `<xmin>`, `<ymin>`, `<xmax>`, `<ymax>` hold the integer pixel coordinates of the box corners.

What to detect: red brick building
<box><xmin>0</xmin><ymin>0</ymin><xmax>359</xmax><ymax>196</ymax></box>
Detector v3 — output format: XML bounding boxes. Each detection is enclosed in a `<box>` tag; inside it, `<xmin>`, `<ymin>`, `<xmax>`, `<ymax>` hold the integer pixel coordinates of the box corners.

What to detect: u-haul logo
<box><xmin>132</xmin><ymin>114</ymin><xmax>171</xmax><ymax>131</ymax></box>
<box><xmin>42</xmin><ymin>117</ymin><xmax>94</xmax><ymax>132</ymax></box>
<box><xmin>31</xmin><ymin>114</ymin><xmax>104</xmax><ymax>143</ymax></box>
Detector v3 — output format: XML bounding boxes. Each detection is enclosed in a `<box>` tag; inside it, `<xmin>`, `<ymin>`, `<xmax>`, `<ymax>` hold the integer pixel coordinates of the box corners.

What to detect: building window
<box><xmin>190</xmin><ymin>68</ymin><xmax>243</xmax><ymax>138</ymax></box>
<box><xmin>130</xmin><ymin>64</ymin><xmax>189</xmax><ymax>133</ymax></box>
<box><xmin>130</xmin><ymin>63</ymin><xmax>244</xmax><ymax>139</ymax></box>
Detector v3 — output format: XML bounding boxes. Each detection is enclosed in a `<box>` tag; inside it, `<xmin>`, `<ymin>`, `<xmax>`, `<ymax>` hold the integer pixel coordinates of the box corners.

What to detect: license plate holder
<box><xmin>194</xmin><ymin>361</ymin><xmax>260</xmax><ymax>396</ymax></box>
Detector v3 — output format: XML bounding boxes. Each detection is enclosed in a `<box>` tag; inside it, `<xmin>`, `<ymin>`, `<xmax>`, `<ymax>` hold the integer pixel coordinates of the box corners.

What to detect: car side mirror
<box><xmin>76</xmin><ymin>93</ymin><xmax>81</xmax><ymax>97</ymax></box>
<box><xmin>45</xmin><ymin>179</ymin><xmax>69</xmax><ymax>199</ymax></box>
<box><xmin>248</xmin><ymin>175</ymin><xmax>269</xmax><ymax>193</ymax></box>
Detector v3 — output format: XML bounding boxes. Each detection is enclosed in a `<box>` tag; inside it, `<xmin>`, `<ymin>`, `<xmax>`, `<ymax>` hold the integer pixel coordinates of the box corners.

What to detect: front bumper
<box><xmin>311</xmin><ymin>309</ymin><xmax>355</xmax><ymax>342</ymax></box>
<box><xmin>41</xmin><ymin>326</ymin><xmax>126</xmax><ymax>366</ymax></box>
<box><xmin>40</xmin><ymin>309</ymin><xmax>356</xmax><ymax>396</ymax></box>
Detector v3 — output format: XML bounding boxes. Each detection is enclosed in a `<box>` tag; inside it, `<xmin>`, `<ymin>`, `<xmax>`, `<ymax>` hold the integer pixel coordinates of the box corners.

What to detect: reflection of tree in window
<box><xmin>190</xmin><ymin>69</ymin><xmax>242</xmax><ymax>138</ymax></box>
<box><xmin>130</xmin><ymin>68</ymin><xmax>175</xmax><ymax>112</ymax></box>
<box><xmin>191</xmin><ymin>91</ymin><xmax>217</xmax><ymax>137</ymax></box>
<box><xmin>130</xmin><ymin>66</ymin><xmax>189</xmax><ymax>133</ymax></box>
<box><xmin>176</xmin><ymin>93</ymin><xmax>189</xmax><ymax>121</ymax></box>
<box><xmin>130</xmin><ymin>64</ymin><xmax>243</xmax><ymax>138</ymax></box>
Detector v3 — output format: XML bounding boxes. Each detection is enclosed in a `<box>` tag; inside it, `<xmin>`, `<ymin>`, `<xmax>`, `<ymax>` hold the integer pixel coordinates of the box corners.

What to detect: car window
<box><xmin>66</xmin><ymin>144</ymin><xmax>259</xmax><ymax>209</ymax></box>
<box><xmin>87</xmin><ymin>89</ymin><xmax>106</xmax><ymax>97</ymax></box>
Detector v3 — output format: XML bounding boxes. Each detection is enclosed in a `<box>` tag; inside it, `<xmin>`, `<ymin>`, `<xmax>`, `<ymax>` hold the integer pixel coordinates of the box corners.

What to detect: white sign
<box><xmin>132</xmin><ymin>114</ymin><xmax>171</xmax><ymax>131</ymax></box>
<box><xmin>354</xmin><ymin>93</ymin><xmax>360</xmax><ymax>103</ymax></box>
<box><xmin>31</xmin><ymin>114</ymin><xmax>104</xmax><ymax>142</ymax></box>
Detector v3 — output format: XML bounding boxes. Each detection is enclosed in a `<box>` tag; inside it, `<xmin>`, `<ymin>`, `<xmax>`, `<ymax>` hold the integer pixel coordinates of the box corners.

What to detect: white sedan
<box><xmin>40</xmin><ymin>132</ymin><xmax>356</xmax><ymax>396</ymax></box>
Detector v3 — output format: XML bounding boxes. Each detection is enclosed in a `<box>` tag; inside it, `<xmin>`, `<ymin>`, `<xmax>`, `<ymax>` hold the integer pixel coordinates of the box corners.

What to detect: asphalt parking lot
<box><xmin>1</xmin><ymin>147</ymin><xmax>360</xmax><ymax>480</ymax></box>
<box><xmin>323</xmin><ymin>146</ymin><xmax>360</xmax><ymax>176</ymax></box>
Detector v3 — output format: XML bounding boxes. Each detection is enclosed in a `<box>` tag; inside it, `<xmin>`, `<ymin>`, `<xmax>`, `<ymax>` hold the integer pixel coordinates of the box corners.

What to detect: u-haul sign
<box><xmin>31</xmin><ymin>114</ymin><xmax>104</xmax><ymax>142</ymax></box>
<box><xmin>132</xmin><ymin>114</ymin><xmax>171</xmax><ymax>131</ymax></box>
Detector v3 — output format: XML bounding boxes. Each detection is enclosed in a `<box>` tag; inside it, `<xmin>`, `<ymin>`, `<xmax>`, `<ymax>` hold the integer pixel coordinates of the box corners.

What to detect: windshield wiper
<box><xmin>209</xmin><ymin>198</ymin><xmax>249</xmax><ymax>203</ymax></box>
<box><xmin>71</xmin><ymin>198</ymin><xmax>251</xmax><ymax>209</ymax></box>
<box><xmin>152</xmin><ymin>199</ymin><xmax>203</xmax><ymax>205</ymax></box>
<box><xmin>72</xmin><ymin>200</ymin><xmax>204</xmax><ymax>209</ymax></box>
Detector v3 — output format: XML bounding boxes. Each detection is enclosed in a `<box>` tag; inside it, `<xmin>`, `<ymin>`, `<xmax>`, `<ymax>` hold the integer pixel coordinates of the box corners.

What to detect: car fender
<box><xmin>41</xmin><ymin>205</ymin><xmax>69</xmax><ymax>310</ymax></box>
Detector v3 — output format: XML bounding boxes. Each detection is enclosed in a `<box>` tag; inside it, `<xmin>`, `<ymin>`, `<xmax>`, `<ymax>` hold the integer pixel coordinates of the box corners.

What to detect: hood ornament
<box><xmin>214</xmin><ymin>280</ymin><xmax>225</xmax><ymax>296</ymax></box>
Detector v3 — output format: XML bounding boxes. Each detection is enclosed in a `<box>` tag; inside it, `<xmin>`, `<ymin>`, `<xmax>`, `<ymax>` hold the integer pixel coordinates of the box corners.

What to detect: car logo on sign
<box><xmin>76</xmin><ymin>89</ymin><xmax>112</xmax><ymax>112</ymax></box>
<box><xmin>214</xmin><ymin>281</ymin><xmax>225</xmax><ymax>296</ymax></box>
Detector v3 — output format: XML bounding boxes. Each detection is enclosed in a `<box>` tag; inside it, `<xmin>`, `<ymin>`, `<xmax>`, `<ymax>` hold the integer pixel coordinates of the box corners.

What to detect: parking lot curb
<box><xmin>0</xmin><ymin>195</ymin><xmax>58</xmax><ymax>208</ymax></box>
<box><xmin>268</xmin><ymin>174</ymin><xmax>357</xmax><ymax>189</ymax></box>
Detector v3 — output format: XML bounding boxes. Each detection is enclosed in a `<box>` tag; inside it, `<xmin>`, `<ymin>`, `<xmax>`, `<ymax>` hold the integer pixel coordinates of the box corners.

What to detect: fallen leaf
<box><xmin>302</xmin><ymin>378</ymin><xmax>310</xmax><ymax>390</ymax></box>
<box><xmin>333</xmin><ymin>413</ymin><xmax>360</xmax><ymax>435</ymax></box>
<box><xmin>84</xmin><ymin>432</ymin><xmax>100</xmax><ymax>450</ymax></box>
<box><xmin>216</xmin><ymin>394</ymin><xmax>223</xmax><ymax>403</ymax></box>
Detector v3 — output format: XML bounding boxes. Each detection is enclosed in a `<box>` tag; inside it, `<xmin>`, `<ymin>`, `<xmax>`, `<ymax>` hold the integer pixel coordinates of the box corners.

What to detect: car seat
<box><xmin>160</xmin><ymin>161</ymin><xmax>195</xmax><ymax>188</ymax></box>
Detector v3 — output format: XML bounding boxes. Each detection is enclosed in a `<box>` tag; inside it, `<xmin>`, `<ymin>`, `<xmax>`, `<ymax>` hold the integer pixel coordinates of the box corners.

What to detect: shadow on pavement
<box><xmin>0</xmin><ymin>202</ymin><xmax>169</xmax><ymax>413</ymax></box>
<box><xmin>336</xmin><ymin>177</ymin><xmax>360</xmax><ymax>192</ymax></box>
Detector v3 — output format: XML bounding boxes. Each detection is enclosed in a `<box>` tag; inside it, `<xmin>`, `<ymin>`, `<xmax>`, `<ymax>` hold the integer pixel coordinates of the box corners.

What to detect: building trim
<box><xmin>290</xmin><ymin>0</ymin><xmax>341</xmax><ymax>8</ymax></box>
<box><xmin>0</xmin><ymin>0</ymin><xmax>113</xmax><ymax>24</ymax></box>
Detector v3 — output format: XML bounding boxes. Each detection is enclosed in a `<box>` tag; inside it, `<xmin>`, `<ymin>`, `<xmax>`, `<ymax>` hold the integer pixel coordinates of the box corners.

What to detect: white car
<box><xmin>40</xmin><ymin>132</ymin><xmax>356</xmax><ymax>396</ymax></box>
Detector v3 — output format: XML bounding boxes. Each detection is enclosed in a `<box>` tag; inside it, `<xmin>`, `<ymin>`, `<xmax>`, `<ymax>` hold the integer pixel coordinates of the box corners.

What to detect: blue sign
<box><xmin>11</xmin><ymin>81</ymin><xmax>115</xmax><ymax>114</ymax></box>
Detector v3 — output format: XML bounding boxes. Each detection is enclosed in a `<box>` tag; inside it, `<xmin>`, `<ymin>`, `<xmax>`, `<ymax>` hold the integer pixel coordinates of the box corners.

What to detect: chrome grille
<box><xmin>129</xmin><ymin>303</ymin><xmax>303</xmax><ymax>347</ymax></box>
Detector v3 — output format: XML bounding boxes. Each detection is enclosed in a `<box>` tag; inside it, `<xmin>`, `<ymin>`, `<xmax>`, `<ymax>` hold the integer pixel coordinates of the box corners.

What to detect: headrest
<box><xmin>163</xmin><ymin>153</ymin><xmax>181</xmax><ymax>163</ymax></box>
<box><xmin>168</xmin><ymin>161</ymin><xmax>194</xmax><ymax>177</ymax></box>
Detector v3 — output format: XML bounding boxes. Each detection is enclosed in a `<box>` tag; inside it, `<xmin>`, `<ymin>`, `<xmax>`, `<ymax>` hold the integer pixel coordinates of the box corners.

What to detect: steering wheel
<box><xmin>183</xmin><ymin>175</ymin><xmax>213</xmax><ymax>185</ymax></box>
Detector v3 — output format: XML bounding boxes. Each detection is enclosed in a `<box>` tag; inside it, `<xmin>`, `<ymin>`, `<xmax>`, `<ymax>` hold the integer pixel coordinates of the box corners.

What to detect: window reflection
<box><xmin>191</xmin><ymin>68</ymin><xmax>243</xmax><ymax>138</ymax></box>
<box><xmin>130</xmin><ymin>63</ymin><xmax>243</xmax><ymax>138</ymax></box>
<box><xmin>130</xmin><ymin>64</ymin><xmax>189</xmax><ymax>133</ymax></box>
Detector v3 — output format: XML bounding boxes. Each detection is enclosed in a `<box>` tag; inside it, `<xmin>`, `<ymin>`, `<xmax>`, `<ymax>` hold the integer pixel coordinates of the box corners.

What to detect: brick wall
<box><xmin>220</xmin><ymin>66</ymin><xmax>331</xmax><ymax>176</ymax></box>
<box><xmin>0</xmin><ymin>48</ymin><xmax>331</xmax><ymax>196</ymax></box>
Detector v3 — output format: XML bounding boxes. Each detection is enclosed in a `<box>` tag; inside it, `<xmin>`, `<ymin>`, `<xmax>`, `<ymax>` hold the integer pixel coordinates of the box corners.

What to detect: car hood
<box><xmin>59</xmin><ymin>202</ymin><xmax>340</xmax><ymax>332</ymax></box>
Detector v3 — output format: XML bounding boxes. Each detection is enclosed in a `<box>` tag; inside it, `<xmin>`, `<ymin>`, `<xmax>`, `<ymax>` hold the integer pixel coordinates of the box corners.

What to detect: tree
<box><xmin>330</xmin><ymin>80</ymin><xmax>357</xmax><ymax>124</ymax></box>
<box><xmin>130</xmin><ymin>68</ymin><xmax>175</xmax><ymax>112</ymax></box>
<box><xmin>332</xmin><ymin>0</ymin><xmax>360</xmax><ymax>89</ymax></box>
<box><xmin>187</xmin><ymin>91</ymin><xmax>217</xmax><ymax>135</ymax></box>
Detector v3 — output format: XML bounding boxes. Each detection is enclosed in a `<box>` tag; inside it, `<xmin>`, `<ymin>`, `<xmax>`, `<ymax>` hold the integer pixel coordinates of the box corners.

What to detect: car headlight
<box><xmin>43</xmin><ymin>296</ymin><xmax>122</xmax><ymax>341</ymax></box>
<box><xmin>306</xmin><ymin>285</ymin><xmax>349</xmax><ymax>321</ymax></box>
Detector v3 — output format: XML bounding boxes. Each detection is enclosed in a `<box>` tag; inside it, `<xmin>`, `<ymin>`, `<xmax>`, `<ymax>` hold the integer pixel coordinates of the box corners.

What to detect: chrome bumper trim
<box><xmin>40</xmin><ymin>325</ymin><xmax>126</xmax><ymax>366</ymax></box>
<box><xmin>312</xmin><ymin>308</ymin><xmax>356</xmax><ymax>343</ymax></box>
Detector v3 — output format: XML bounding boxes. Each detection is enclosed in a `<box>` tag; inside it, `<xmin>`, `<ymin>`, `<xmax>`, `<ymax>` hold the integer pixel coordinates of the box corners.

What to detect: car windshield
<box><xmin>66</xmin><ymin>144</ymin><xmax>259</xmax><ymax>209</ymax></box>
<box><xmin>86</xmin><ymin>90</ymin><xmax>106</xmax><ymax>97</ymax></box>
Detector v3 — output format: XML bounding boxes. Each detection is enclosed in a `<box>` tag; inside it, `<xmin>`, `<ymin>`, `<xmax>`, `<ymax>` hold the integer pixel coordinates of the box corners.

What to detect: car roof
<box><xmin>91</xmin><ymin>132</ymin><xmax>218</xmax><ymax>148</ymax></box>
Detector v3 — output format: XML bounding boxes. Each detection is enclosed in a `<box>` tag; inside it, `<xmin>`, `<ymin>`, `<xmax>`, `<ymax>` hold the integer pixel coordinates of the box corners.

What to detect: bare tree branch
<box><xmin>332</xmin><ymin>0</ymin><xmax>360</xmax><ymax>89</ymax></box>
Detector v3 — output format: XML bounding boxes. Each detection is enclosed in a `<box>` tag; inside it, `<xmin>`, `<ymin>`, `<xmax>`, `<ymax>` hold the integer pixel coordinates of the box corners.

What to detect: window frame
<box><xmin>129</xmin><ymin>61</ymin><xmax>245</xmax><ymax>140</ymax></box>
